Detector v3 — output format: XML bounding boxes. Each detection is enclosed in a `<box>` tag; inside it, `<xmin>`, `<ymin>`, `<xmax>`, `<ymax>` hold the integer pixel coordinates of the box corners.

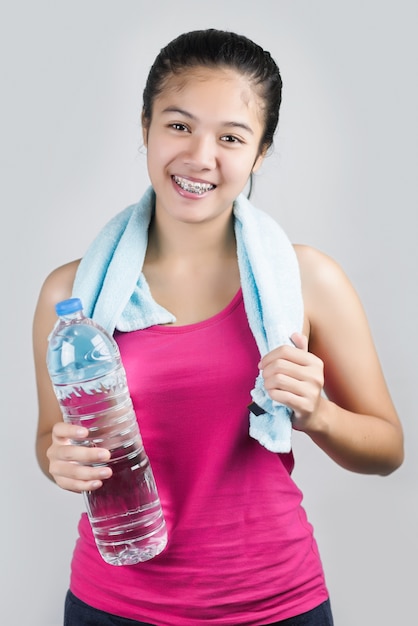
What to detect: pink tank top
<box><xmin>70</xmin><ymin>289</ymin><xmax>328</xmax><ymax>625</ymax></box>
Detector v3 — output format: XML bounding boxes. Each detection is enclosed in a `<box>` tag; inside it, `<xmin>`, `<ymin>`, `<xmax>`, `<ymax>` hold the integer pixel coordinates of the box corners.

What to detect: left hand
<box><xmin>259</xmin><ymin>332</ymin><xmax>325</xmax><ymax>432</ymax></box>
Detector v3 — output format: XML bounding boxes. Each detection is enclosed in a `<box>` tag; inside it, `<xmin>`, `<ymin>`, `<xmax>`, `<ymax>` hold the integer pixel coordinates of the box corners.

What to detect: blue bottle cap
<box><xmin>55</xmin><ymin>297</ymin><xmax>84</xmax><ymax>316</ymax></box>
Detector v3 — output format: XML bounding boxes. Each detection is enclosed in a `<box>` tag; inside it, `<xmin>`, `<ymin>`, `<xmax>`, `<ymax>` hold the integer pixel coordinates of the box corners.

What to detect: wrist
<box><xmin>296</xmin><ymin>395</ymin><xmax>333</xmax><ymax>438</ymax></box>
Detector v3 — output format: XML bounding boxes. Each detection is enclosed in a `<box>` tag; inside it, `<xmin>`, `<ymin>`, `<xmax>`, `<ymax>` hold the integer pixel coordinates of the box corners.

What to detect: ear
<box><xmin>252</xmin><ymin>144</ymin><xmax>268</xmax><ymax>173</ymax></box>
<box><xmin>252</xmin><ymin>151</ymin><xmax>265</xmax><ymax>174</ymax></box>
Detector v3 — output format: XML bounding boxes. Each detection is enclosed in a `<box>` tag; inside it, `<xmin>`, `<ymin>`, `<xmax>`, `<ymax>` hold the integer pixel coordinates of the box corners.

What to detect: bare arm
<box><xmin>260</xmin><ymin>245</ymin><xmax>404</xmax><ymax>475</ymax></box>
<box><xmin>33</xmin><ymin>260</ymin><xmax>111</xmax><ymax>489</ymax></box>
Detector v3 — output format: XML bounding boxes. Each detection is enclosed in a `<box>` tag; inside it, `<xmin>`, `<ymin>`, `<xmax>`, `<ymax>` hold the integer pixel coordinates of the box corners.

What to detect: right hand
<box><xmin>47</xmin><ymin>422</ymin><xmax>112</xmax><ymax>493</ymax></box>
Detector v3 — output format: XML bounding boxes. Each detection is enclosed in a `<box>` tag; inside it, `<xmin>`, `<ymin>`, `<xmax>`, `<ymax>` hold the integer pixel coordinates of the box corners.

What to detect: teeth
<box><xmin>173</xmin><ymin>176</ymin><xmax>214</xmax><ymax>195</ymax></box>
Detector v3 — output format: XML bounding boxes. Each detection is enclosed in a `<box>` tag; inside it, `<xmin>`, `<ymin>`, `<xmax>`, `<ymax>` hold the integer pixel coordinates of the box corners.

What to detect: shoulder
<box><xmin>40</xmin><ymin>259</ymin><xmax>81</xmax><ymax>303</ymax></box>
<box><xmin>293</xmin><ymin>244</ymin><xmax>358</xmax><ymax>308</ymax></box>
<box><xmin>33</xmin><ymin>259</ymin><xmax>82</xmax><ymax>365</ymax></box>
<box><xmin>293</xmin><ymin>244</ymin><xmax>349</xmax><ymax>290</ymax></box>
<box><xmin>293</xmin><ymin>244</ymin><xmax>368</xmax><ymax>343</ymax></box>
<box><xmin>35</xmin><ymin>259</ymin><xmax>81</xmax><ymax>322</ymax></box>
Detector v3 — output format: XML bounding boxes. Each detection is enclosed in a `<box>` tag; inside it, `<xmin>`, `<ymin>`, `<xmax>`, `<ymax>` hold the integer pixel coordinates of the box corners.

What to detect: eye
<box><xmin>220</xmin><ymin>135</ymin><xmax>242</xmax><ymax>144</ymax></box>
<box><xmin>170</xmin><ymin>122</ymin><xmax>189</xmax><ymax>132</ymax></box>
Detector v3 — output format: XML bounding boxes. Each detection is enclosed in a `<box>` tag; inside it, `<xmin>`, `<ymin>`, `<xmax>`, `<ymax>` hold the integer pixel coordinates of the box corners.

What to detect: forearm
<box><xmin>303</xmin><ymin>397</ymin><xmax>404</xmax><ymax>476</ymax></box>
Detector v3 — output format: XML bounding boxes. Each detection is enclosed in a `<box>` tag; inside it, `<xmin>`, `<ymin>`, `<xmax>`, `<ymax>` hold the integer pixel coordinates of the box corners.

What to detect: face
<box><xmin>142</xmin><ymin>66</ymin><xmax>266</xmax><ymax>227</ymax></box>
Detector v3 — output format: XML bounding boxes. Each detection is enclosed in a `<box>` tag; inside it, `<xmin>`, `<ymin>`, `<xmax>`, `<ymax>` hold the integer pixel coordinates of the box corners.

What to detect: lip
<box><xmin>172</xmin><ymin>175</ymin><xmax>216</xmax><ymax>198</ymax></box>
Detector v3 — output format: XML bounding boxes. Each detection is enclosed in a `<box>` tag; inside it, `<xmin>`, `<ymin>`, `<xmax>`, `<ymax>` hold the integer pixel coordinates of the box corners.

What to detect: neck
<box><xmin>146</xmin><ymin>210</ymin><xmax>237</xmax><ymax>263</ymax></box>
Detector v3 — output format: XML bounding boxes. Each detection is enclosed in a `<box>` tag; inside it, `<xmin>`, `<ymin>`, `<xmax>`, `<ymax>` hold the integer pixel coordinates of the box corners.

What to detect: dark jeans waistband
<box><xmin>64</xmin><ymin>590</ymin><xmax>333</xmax><ymax>626</ymax></box>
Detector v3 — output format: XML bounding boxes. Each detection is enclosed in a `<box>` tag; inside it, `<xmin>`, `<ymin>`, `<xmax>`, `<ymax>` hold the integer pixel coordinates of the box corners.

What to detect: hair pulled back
<box><xmin>142</xmin><ymin>29</ymin><xmax>282</xmax><ymax>152</ymax></box>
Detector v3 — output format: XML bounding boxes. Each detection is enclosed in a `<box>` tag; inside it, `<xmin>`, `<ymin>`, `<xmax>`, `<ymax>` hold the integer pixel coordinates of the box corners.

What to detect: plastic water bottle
<box><xmin>46</xmin><ymin>297</ymin><xmax>168</xmax><ymax>566</ymax></box>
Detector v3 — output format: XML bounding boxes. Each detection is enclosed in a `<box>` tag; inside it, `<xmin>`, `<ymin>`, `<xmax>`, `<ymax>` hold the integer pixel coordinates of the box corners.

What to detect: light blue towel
<box><xmin>72</xmin><ymin>186</ymin><xmax>304</xmax><ymax>453</ymax></box>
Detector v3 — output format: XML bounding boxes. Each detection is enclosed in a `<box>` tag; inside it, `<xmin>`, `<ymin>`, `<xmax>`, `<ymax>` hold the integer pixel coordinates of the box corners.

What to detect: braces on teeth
<box><xmin>173</xmin><ymin>176</ymin><xmax>214</xmax><ymax>194</ymax></box>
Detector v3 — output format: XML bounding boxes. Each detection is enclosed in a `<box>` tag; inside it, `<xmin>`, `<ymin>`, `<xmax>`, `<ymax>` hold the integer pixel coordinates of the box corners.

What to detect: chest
<box><xmin>142</xmin><ymin>256</ymin><xmax>241</xmax><ymax>326</ymax></box>
<box><xmin>114</xmin><ymin>292</ymin><xmax>260</xmax><ymax>432</ymax></box>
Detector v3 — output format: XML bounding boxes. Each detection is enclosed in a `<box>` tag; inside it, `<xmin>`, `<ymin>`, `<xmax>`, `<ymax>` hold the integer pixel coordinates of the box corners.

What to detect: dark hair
<box><xmin>142</xmin><ymin>29</ymin><xmax>282</xmax><ymax>153</ymax></box>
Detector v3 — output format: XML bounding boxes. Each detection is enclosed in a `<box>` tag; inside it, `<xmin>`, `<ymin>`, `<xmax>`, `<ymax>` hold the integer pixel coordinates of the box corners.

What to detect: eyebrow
<box><xmin>161</xmin><ymin>106</ymin><xmax>254</xmax><ymax>135</ymax></box>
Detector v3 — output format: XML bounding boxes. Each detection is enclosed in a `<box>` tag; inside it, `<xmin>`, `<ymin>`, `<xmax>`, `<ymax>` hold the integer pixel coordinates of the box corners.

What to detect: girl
<box><xmin>33</xmin><ymin>29</ymin><xmax>403</xmax><ymax>626</ymax></box>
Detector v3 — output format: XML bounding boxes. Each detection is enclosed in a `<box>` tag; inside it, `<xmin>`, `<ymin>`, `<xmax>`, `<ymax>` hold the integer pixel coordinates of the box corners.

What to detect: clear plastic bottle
<box><xmin>46</xmin><ymin>297</ymin><xmax>167</xmax><ymax>566</ymax></box>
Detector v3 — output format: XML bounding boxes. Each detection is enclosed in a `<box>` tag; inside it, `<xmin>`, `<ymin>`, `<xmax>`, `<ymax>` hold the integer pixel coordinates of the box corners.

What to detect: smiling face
<box><xmin>142</xmin><ymin>66</ymin><xmax>266</xmax><ymax>227</ymax></box>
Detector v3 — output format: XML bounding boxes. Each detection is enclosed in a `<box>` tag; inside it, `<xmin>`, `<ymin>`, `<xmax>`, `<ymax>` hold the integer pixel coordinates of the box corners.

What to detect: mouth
<box><xmin>172</xmin><ymin>175</ymin><xmax>215</xmax><ymax>195</ymax></box>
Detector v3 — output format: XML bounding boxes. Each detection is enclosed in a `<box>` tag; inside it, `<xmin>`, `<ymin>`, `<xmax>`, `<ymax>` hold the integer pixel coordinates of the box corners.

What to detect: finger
<box><xmin>56</xmin><ymin>443</ymin><xmax>111</xmax><ymax>465</ymax></box>
<box><xmin>263</xmin><ymin>371</ymin><xmax>307</xmax><ymax>395</ymax></box>
<box><xmin>50</xmin><ymin>457</ymin><xmax>112</xmax><ymax>493</ymax></box>
<box><xmin>260</xmin><ymin>348</ymin><xmax>302</xmax><ymax>371</ymax></box>
<box><xmin>52</xmin><ymin>421</ymin><xmax>89</xmax><ymax>442</ymax></box>
<box><xmin>263</xmin><ymin>361</ymin><xmax>309</xmax><ymax>388</ymax></box>
<box><xmin>54</xmin><ymin>458</ymin><xmax>112</xmax><ymax>480</ymax></box>
<box><xmin>54</xmin><ymin>472</ymin><xmax>110</xmax><ymax>494</ymax></box>
<box><xmin>264</xmin><ymin>387</ymin><xmax>318</xmax><ymax>419</ymax></box>
<box><xmin>289</xmin><ymin>332</ymin><xmax>308</xmax><ymax>351</ymax></box>
<box><xmin>261</xmin><ymin>348</ymin><xmax>314</xmax><ymax>376</ymax></box>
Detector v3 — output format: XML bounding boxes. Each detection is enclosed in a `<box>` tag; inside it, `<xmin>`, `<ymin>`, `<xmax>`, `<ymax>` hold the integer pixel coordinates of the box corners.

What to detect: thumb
<box><xmin>290</xmin><ymin>332</ymin><xmax>308</xmax><ymax>351</ymax></box>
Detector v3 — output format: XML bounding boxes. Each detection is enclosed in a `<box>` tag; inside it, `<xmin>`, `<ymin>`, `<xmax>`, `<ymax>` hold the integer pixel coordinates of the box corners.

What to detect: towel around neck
<box><xmin>72</xmin><ymin>186</ymin><xmax>304</xmax><ymax>452</ymax></box>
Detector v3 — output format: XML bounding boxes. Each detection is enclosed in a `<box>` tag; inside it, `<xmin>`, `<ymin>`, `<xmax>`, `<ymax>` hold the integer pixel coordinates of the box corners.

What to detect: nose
<box><xmin>184</xmin><ymin>133</ymin><xmax>217</xmax><ymax>170</ymax></box>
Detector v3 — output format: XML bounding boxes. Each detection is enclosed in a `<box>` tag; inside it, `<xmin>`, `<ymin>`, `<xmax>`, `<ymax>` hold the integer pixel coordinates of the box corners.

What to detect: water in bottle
<box><xmin>46</xmin><ymin>297</ymin><xmax>168</xmax><ymax>566</ymax></box>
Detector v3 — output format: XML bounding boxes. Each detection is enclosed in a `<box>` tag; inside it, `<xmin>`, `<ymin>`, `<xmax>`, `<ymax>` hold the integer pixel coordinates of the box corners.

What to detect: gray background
<box><xmin>1</xmin><ymin>1</ymin><xmax>417</xmax><ymax>624</ymax></box>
